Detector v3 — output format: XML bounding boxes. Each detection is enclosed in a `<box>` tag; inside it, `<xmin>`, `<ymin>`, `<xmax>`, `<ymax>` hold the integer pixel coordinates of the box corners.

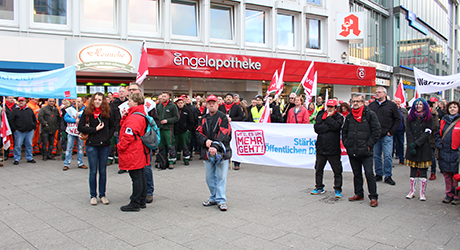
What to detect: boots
<box><xmin>406</xmin><ymin>177</ymin><xmax>417</xmax><ymax>199</ymax></box>
<box><xmin>420</xmin><ymin>178</ymin><xmax>427</xmax><ymax>201</ymax></box>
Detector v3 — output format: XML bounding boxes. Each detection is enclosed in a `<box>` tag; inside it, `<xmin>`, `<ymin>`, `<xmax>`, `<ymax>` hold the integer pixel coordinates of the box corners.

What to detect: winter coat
<box><xmin>174</xmin><ymin>105</ymin><xmax>194</xmax><ymax>134</ymax></box>
<box><xmin>118</xmin><ymin>105</ymin><xmax>150</xmax><ymax>170</ymax></box>
<box><xmin>196</xmin><ymin>110</ymin><xmax>232</xmax><ymax>160</ymax></box>
<box><xmin>286</xmin><ymin>106</ymin><xmax>310</xmax><ymax>124</ymax></box>
<box><xmin>38</xmin><ymin>105</ymin><xmax>61</xmax><ymax>134</ymax></box>
<box><xmin>270</xmin><ymin>103</ymin><xmax>282</xmax><ymax>123</ymax></box>
<box><xmin>405</xmin><ymin>115</ymin><xmax>433</xmax><ymax>163</ymax></box>
<box><xmin>10</xmin><ymin>106</ymin><xmax>37</xmax><ymax>132</ymax></box>
<box><xmin>218</xmin><ymin>103</ymin><xmax>246</xmax><ymax>121</ymax></box>
<box><xmin>157</xmin><ymin>100</ymin><xmax>179</xmax><ymax>130</ymax></box>
<box><xmin>429</xmin><ymin>108</ymin><xmax>439</xmax><ymax>148</ymax></box>
<box><xmin>368</xmin><ymin>99</ymin><xmax>401</xmax><ymax>138</ymax></box>
<box><xmin>314</xmin><ymin>111</ymin><xmax>344</xmax><ymax>155</ymax></box>
<box><xmin>342</xmin><ymin>107</ymin><xmax>381</xmax><ymax>158</ymax></box>
<box><xmin>282</xmin><ymin>102</ymin><xmax>295</xmax><ymax>123</ymax></box>
<box><xmin>77</xmin><ymin>110</ymin><xmax>115</xmax><ymax>147</ymax></box>
<box><xmin>435</xmin><ymin>114</ymin><xmax>460</xmax><ymax>172</ymax></box>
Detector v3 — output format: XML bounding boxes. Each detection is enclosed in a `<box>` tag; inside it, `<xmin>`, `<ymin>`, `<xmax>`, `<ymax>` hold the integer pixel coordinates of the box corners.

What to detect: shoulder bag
<box><xmin>79</xmin><ymin>115</ymin><xmax>90</xmax><ymax>141</ymax></box>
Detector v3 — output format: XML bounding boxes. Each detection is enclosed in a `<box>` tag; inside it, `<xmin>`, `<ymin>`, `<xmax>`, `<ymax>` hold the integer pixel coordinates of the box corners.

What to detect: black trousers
<box><xmin>128</xmin><ymin>168</ymin><xmax>147</xmax><ymax>207</ymax></box>
<box><xmin>349</xmin><ymin>155</ymin><xmax>378</xmax><ymax>200</ymax></box>
<box><xmin>41</xmin><ymin>133</ymin><xmax>55</xmax><ymax>157</ymax></box>
<box><xmin>410</xmin><ymin>167</ymin><xmax>428</xmax><ymax>178</ymax></box>
<box><xmin>315</xmin><ymin>154</ymin><xmax>343</xmax><ymax>191</ymax></box>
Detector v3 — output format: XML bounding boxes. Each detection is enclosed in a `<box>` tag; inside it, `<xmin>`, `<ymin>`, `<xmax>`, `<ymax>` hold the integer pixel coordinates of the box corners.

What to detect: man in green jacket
<box><xmin>157</xmin><ymin>92</ymin><xmax>179</xmax><ymax>168</ymax></box>
<box><xmin>38</xmin><ymin>98</ymin><xmax>61</xmax><ymax>161</ymax></box>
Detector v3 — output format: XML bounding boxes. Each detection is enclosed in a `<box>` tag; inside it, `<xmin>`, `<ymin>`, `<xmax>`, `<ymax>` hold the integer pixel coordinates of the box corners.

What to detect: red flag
<box><xmin>136</xmin><ymin>42</ymin><xmax>149</xmax><ymax>84</ymax></box>
<box><xmin>275</xmin><ymin>61</ymin><xmax>285</xmax><ymax>99</ymax></box>
<box><xmin>267</xmin><ymin>70</ymin><xmax>278</xmax><ymax>95</ymax></box>
<box><xmin>394</xmin><ymin>78</ymin><xmax>406</xmax><ymax>108</ymax></box>
<box><xmin>259</xmin><ymin>99</ymin><xmax>271</xmax><ymax>123</ymax></box>
<box><xmin>300</xmin><ymin>61</ymin><xmax>315</xmax><ymax>102</ymax></box>
<box><xmin>1</xmin><ymin>100</ymin><xmax>12</xmax><ymax>150</ymax></box>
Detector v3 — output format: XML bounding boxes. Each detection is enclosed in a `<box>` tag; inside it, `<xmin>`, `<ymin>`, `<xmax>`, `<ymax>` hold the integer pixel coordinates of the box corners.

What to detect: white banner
<box><xmin>414</xmin><ymin>67</ymin><xmax>460</xmax><ymax>94</ymax></box>
<box><xmin>230</xmin><ymin>122</ymin><xmax>351</xmax><ymax>172</ymax></box>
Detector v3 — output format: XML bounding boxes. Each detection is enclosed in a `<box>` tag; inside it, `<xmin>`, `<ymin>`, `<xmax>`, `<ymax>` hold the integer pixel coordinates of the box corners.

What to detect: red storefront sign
<box><xmin>147</xmin><ymin>49</ymin><xmax>375</xmax><ymax>86</ymax></box>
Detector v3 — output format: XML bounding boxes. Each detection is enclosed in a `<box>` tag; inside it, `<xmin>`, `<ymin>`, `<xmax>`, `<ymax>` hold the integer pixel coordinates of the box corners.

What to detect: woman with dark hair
<box><xmin>78</xmin><ymin>92</ymin><xmax>115</xmax><ymax>206</ymax></box>
<box><xmin>435</xmin><ymin>101</ymin><xmax>460</xmax><ymax>205</ymax></box>
<box><xmin>339</xmin><ymin>102</ymin><xmax>352</xmax><ymax>118</ymax></box>
<box><xmin>405</xmin><ymin>98</ymin><xmax>433</xmax><ymax>201</ymax></box>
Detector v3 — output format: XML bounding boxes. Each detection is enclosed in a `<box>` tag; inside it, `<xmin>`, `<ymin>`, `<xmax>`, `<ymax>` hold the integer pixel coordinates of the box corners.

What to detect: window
<box><xmin>277</xmin><ymin>13</ymin><xmax>294</xmax><ymax>47</ymax></box>
<box><xmin>306</xmin><ymin>18</ymin><xmax>320</xmax><ymax>49</ymax></box>
<box><xmin>82</xmin><ymin>0</ymin><xmax>115</xmax><ymax>31</ymax></box>
<box><xmin>0</xmin><ymin>0</ymin><xmax>14</xmax><ymax>20</ymax></box>
<box><xmin>210</xmin><ymin>4</ymin><xmax>233</xmax><ymax>40</ymax></box>
<box><xmin>307</xmin><ymin>0</ymin><xmax>321</xmax><ymax>5</ymax></box>
<box><xmin>245</xmin><ymin>9</ymin><xmax>265</xmax><ymax>44</ymax></box>
<box><xmin>171</xmin><ymin>0</ymin><xmax>198</xmax><ymax>37</ymax></box>
<box><xmin>128</xmin><ymin>0</ymin><xmax>159</xmax><ymax>36</ymax></box>
<box><xmin>33</xmin><ymin>0</ymin><xmax>67</xmax><ymax>25</ymax></box>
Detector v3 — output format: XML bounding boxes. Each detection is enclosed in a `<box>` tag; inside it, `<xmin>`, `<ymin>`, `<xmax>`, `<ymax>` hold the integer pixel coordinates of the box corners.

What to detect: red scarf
<box><xmin>341</xmin><ymin>110</ymin><xmax>349</xmax><ymax>117</ymax></box>
<box><xmin>199</xmin><ymin>106</ymin><xmax>205</xmax><ymax>114</ymax></box>
<box><xmin>93</xmin><ymin>107</ymin><xmax>101</xmax><ymax>119</ymax></box>
<box><xmin>322</xmin><ymin>110</ymin><xmax>337</xmax><ymax>120</ymax></box>
<box><xmin>235</xmin><ymin>101</ymin><xmax>240</xmax><ymax>105</ymax></box>
<box><xmin>224</xmin><ymin>102</ymin><xmax>234</xmax><ymax>114</ymax></box>
<box><xmin>6</xmin><ymin>101</ymin><xmax>15</xmax><ymax>110</ymax></box>
<box><xmin>162</xmin><ymin>100</ymin><xmax>169</xmax><ymax>107</ymax></box>
<box><xmin>351</xmin><ymin>106</ymin><xmax>364</xmax><ymax>123</ymax></box>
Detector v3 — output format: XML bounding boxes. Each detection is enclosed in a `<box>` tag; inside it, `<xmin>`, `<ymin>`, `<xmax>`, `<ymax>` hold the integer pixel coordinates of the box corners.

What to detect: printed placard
<box><xmin>235</xmin><ymin>130</ymin><xmax>265</xmax><ymax>156</ymax></box>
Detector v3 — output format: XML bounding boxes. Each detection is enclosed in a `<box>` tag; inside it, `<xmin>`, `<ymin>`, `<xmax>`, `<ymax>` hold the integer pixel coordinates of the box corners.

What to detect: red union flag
<box><xmin>300</xmin><ymin>61</ymin><xmax>316</xmax><ymax>102</ymax></box>
<box><xmin>267</xmin><ymin>70</ymin><xmax>278</xmax><ymax>95</ymax></box>
<box><xmin>275</xmin><ymin>61</ymin><xmax>285</xmax><ymax>99</ymax></box>
<box><xmin>136</xmin><ymin>42</ymin><xmax>149</xmax><ymax>84</ymax></box>
<box><xmin>259</xmin><ymin>98</ymin><xmax>271</xmax><ymax>123</ymax></box>
<box><xmin>394</xmin><ymin>78</ymin><xmax>406</xmax><ymax>108</ymax></box>
<box><xmin>1</xmin><ymin>103</ymin><xmax>12</xmax><ymax>150</ymax></box>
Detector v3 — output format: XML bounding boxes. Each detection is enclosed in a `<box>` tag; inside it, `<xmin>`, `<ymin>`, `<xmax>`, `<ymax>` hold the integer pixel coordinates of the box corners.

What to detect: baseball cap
<box><xmin>326</xmin><ymin>99</ymin><xmax>337</xmax><ymax>107</ymax></box>
<box><xmin>180</xmin><ymin>94</ymin><xmax>187</xmax><ymax>99</ymax></box>
<box><xmin>429</xmin><ymin>97</ymin><xmax>438</xmax><ymax>102</ymax></box>
<box><xmin>207</xmin><ymin>95</ymin><xmax>217</xmax><ymax>102</ymax></box>
<box><xmin>113</xmin><ymin>92</ymin><xmax>119</xmax><ymax>98</ymax></box>
<box><xmin>18</xmin><ymin>97</ymin><xmax>26</xmax><ymax>101</ymax></box>
<box><xmin>339</xmin><ymin>100</ymin><xmax>344</xmax><ymax>104</ymax></box>
<box><xmin>175</xmin><ymin>97</ymin><xmax>184</xmax><ymax>102</ymax></box>
<box><xmin>254</xmin><ymin>95</ymin><xmax>263</xmax><ymax>100</ymax></box>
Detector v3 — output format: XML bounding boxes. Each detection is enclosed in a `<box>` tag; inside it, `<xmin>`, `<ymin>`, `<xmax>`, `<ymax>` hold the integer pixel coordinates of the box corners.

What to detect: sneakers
<box><xmin>120</xmin><ymin>204</ymin><xmax>140</xmax><ymax>212</ymax></box>
<box><xmin>202</xmin><ymin>200</ymin><xmax>218</xmax><ymax>206</ymax></box>
<box><xmin>168</xmin><ymin>164</ymin><xmax>174</xmax><ymax>169</ymax></box>
<box><xmin>184</xmin><ymin>161</ymin><xmax>189</xmax><ymax>166</ymax></box>
<box><xmin>146</xmin><ymin>195</ymin><xmax>153</xmax><ymax>204</ymax></box>
<box><xmin>375</xmin><ymin>175</ymin><xmax>383</xmax><ymax>182</ymax></box>
<box><xmin>334</xmin><ymin>190</ymin><xmax>342</xmax><ymax>198</ymax></box>
<box><xmin>27</xmin><ymin>159</ymin><xmax>36</xmax><ymax>163</ymax></box>
<box><xmin>384</xmin><ymin>177</ymin><xmax>396</xmax><ymax>185</ymax></box>
<box><xmin>118</xmin><ymin>170</ymin><xmax>127</xmax><ymax>174</ymax></box>
<box><xmin>13</xmin><ymin>161</ymin><xmax>19</xmax><ymax>165</ymax></box>
<box><xmin>451</xmin><ymin>199</ymin><xmax>460</xmax><ymax>205</ymax></box>
<box><xmin>218</xmin><ymin>203</ymin><xmax>227</xmax><ymax>211</ymax></box>
<box><xmin>310</xmin><ymin>188</ymin><xmax>325</xmax><ymax>195</ymax></box>
<box><xmin>100</xmin><ymin>197</ymin><xmax>110</xmax><ymax>205</ymax></box>
<box><xmin>90</xmin><ymin>197</ymin><xmax>97</xmax><ymax>205</ymax></box>
<box><xmin>442</xmin><ymin>196</ymin><xmax>454</xmax><ymax>203</ymax></box>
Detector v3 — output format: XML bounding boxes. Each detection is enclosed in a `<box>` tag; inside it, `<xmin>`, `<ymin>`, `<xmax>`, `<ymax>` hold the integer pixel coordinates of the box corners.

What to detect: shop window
<box><xmin>171</xmin><ymin>0</ymin><xmax>198</xmax><ymax>37</ymax></box>
<box><xmin>0</xmin><ymin>0</ymin><xmax>14</xmax><ymax>21</ymax></box>
<box><xmin>277</xmin><ymin>13</ymin><xmax>294</xmax><ymax>48</ymax></box>
<box><xmin>306</xmin><ymin>17</ymin><xmax>320</xmax><ymax>50</ymax></box>
<box><xmin>33</xmin><ymin>0</ymin><xmax>67</xmax><ymax>25</ymax></box>
<box><xmin>81</xmin><ymin>0</ymin><xmax>116</xmax><ymax>32</ymax></box>
<box><xmin>245</xmin><ymin>8</ymin><xmax>266</xmax><ymax>45</ymax></box>
<box><xmin>128</xmin><ymin>0</ymin><xmax>159</xmax><ymax>36</ymax></box>
<box><xmin>210</xmin><ymin>4</ymin><xmax>233</xmax><ymax>40</ymax></box>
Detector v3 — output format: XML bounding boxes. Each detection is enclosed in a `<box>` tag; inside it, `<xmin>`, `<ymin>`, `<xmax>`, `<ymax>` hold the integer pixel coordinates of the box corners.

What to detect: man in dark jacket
<box><xmin>38</xmin><ymin>98</ymin><xmax>60</xmax><ymax>161</ymax></box>
<box><xmin>368</xmin><ymin>87</ymin><xmax>401</xmax><ymax>185</ymax></box>
<box><xmin>311</xmin><ymin>99</ymin><xmax>344</xmax><ymax>198</ymax></box>
<box><xmin>109</xmin><ymin>86</ymin><xmax>128</xmax><ymax>170</ymax></box>
<box><xmin>218</xmin><ymin>93</ymin><xmax>245</xmax><ymax>170</ymax></box>
<box><xmin>268</xmin><ymin>96</ymin><xmax>282</xmax><ymax>123</ymax></box>
<box><xmin>282</xmin><ymin>93</ymin><xmax>297</xmax><ymax>123</ymax></box>
<box><xmin>196</xmin><ymin>95</ymin><xmax>232</xmax><ymax>211</ymax></box>
<box><xmin>342</xmin><ymin>94</ymin><xmax>381</xmax><ymax>207</ymax></box>
<box><xmin>157</xmin><ymin>92</ymin><xmax>179</xmax><ymax>168</ymax></box>
<box><xmin>10</xmin><ymin>97</ymin><xmax>37</xmax><ymax>165</ymax></box>
<box><xmin>174</xmin><ymin>97</ymin><xmax>194</xmax><ymax>165</ymax></box>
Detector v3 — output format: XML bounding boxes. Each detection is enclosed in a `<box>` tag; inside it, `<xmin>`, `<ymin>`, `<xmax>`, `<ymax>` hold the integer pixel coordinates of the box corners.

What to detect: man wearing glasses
<box><xmin>10</xmin><ymin>97</ymin><xmax>37</xmax><ymax>165</ymax></box>
<box><xmin>368</xmin><ymin>87</ymin><xmax>401</xmax><ymax>185</ymax></box>
<box><xmin>342</xmin><ymin>94</ymin><xmax>381</xmax><ymax>207</ymax></box>
<box><xmin>282</xmin><ymin>93</ymin><xmax>297</xmax><ymax>123</ymax></box>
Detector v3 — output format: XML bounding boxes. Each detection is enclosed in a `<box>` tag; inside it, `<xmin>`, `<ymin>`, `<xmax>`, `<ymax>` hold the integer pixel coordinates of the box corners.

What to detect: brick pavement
<box><xmin>0</xmin><ymin>156</ymin><xmax>459</xmax><ymax>249</ymax></box>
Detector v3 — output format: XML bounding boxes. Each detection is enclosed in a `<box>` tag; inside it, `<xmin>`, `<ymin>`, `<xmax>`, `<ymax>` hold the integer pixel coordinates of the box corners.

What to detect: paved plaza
<box><xmin>0</xmin><ymin>155</ymin><xmax>459</xmax><ymax>250</ymax></box>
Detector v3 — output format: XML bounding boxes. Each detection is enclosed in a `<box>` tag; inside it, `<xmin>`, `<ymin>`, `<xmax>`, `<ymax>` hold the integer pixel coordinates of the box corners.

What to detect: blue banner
<box><xmin>0</xmin><ymin>66</ymin><xmax>77</xmax><ymax>98</ymax></box>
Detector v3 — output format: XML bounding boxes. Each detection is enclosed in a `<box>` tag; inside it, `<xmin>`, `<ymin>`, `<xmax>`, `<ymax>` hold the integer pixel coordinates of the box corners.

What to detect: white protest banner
<box><xmin>230</xmin><ymin>122</ymin><xmax>351</xmax><ymax>171</ymax></box>
<box><xmin>414</xmin><ymin>67</ymin><xmax>460</xmax><ymax>94</ymax></box>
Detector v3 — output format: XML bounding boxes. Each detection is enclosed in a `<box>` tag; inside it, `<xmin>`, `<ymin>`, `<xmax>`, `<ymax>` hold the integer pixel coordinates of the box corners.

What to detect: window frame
<box><xmin>305</xmin><ymin>15</ymin><xmax>324</xmax><ymax>53</ymax></box>
<box><xmin>29</xmin><ymin>0</ymin><xmax>71</xmax><ymax>30</ymax></box>
<box><xmin>80</xmin><ymin>0</ymin><xmax>118</xmax><ymax>35</ymax></box>
<box><xmin>170</xmin><ymin>0</ymin><xmax>200</xmax><ymax>41</ymax></box>
<box><xmin>209</xmin><ymin>3</ymin><xmax>235</xmax><ymax>44</ymax></box>
<box><xmin>0</xmin><ymin>0</ymin><xmax>17</xmax><ymax>26</ymax></box>
<box><xmin>245</xmin><ymin>6</ymin><xmax>270</xmax><ymax>48</ymax></box>
<box><xmin>127</xmin><ymin>0</ymin><xmax>161</xmax><ymax>38</ymax></box>
<box><xmin>276</xmin><ymin>11</ymin><xmax>297</xmax><ymax>50</ymax></box>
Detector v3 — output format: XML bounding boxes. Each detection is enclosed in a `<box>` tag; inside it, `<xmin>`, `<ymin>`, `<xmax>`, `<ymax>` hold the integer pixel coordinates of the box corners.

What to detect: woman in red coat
<box><xmin>287</xmin><ymin>96</ymin><xmax>310</xmax><ymax>124</ymax></box>
<box><xmin>118</xmin><ymin>93</ymin><xmax>149</xmax><ymax>212</ymax></box>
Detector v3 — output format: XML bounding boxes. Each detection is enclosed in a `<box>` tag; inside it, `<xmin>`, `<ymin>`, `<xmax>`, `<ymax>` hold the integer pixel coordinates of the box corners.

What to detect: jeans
<box><xmin>204</xmin><ymin>159</ymin><xmax>229</xmax><ymax>204</ymax></box>
<box><xmin>314</xmin><ymin>154</ymin><xmax>343</xmax><ymax>191</ymax></box>
<box><xmin>144</xmin><ymin>158</ymin><xmax>154</xmax><ymax>196</ymax></box>
<box><xmin>349</xmin><ymin>155</ymin><xmax>378</xmax><ymax>200</ymax></box>
<box><xmin>129</xmin><ymin>168</ymin><xmax>147</xmax><ymax>207</ymax></box>
<box><xmin>41</xmin><ymin>132</ymin><xmax>55</xmax><ymax>158</ymax></box>
<box><xmin>374</xmin><ymin>135</ymin><xmax>394</xmax><ymax>178</ymax></box>
<box><xmin>86</xmin><ymin>146</ymin><xmax>110</xmax><ymax>198</ymax></box>
<box><xmin>394</xmin><ymin>130</ymin><xmax>405</xmax><ymax>163</ymax></box>
<box><xmin>13</xmin><ymin>130</ymin><xmax>34</xmax><ymax>161</ymax></box>
<box><xmin>64</xmin><ymin>134</ymin><xmax>84</xmax><ymax>167</ymax></box>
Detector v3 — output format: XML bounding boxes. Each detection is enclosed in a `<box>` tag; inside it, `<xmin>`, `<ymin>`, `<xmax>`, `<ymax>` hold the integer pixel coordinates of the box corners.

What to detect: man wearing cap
<box><xmin>174</xmin><ymin>97</ymin><xmax>194</xmax><ymax>165</ymax></box>
<box><xmin>282</xmin><ymin>93</ymin><xmax>297</xmax><ymax>123</ymax></box>
<box><xmin>219</xmin><ymin>93</ymin><xmax>245</xmax><ymax>170</ymax></box>
<box><xmin>10</xmin><ymin>97</ymin><xmax>37</xmax><ymax>165</ymax></box>
<box><xmin>197</xmin><ymin>95</ymin><xmax>232</xmax><ymax>211</ymax></box>
<box><xmin>311</xmin><ymin>99</ymin><xmax>344</xmax><ymax>197</ymax></box>
<box><xmin>157</xmin><ymin>92</ymin><xmax>179</xmax><ymax>169</ymax></box>
<box><xmin>247</xmin><ymin>95</ymin><xmax>265</xmax><ymax>122</ymax></box>
<box><xmin>393</xmin><ymin>97</ymin><xmax>408</xmax><ymax>166</ymax></box>
<box><xmin>38</xmin><ymin>98</ymin><xmax>61</xmax><ymax>161</ymax></box>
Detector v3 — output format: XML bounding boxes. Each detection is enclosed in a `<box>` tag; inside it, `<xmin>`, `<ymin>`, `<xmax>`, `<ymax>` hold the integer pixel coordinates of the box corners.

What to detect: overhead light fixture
<box><xmin>103</xmin><ymin>83</ymin><xmax>111</xmax><ymax>86</ymax></box>
<box><xmin>120</xmin><ymin>83</ymin><xmax>127</xmax><ymax>86</ymax></box>
<box><xmin>86</xmin><ymin>82</ymin><xmax>94</xmax><ymax>86</ymax></box>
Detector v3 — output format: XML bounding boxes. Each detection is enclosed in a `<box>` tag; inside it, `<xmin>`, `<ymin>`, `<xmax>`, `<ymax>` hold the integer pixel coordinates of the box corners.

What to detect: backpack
<box><xmin>155</xmin><ymin>149</ymin><xmax>169</xmax><ymax>170</ymax></box>
<box><xmin>132</xmin><ymin>112</ymin><xmax>161</xmax><ymax>150</ymax></box>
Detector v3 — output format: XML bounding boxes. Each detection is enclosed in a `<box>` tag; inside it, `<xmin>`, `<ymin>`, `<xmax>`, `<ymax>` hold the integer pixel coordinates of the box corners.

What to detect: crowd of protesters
<box><xmin>1</xmin><ymin>84</ymin><xmax>460</xmax><ymax>211</ymax></box>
